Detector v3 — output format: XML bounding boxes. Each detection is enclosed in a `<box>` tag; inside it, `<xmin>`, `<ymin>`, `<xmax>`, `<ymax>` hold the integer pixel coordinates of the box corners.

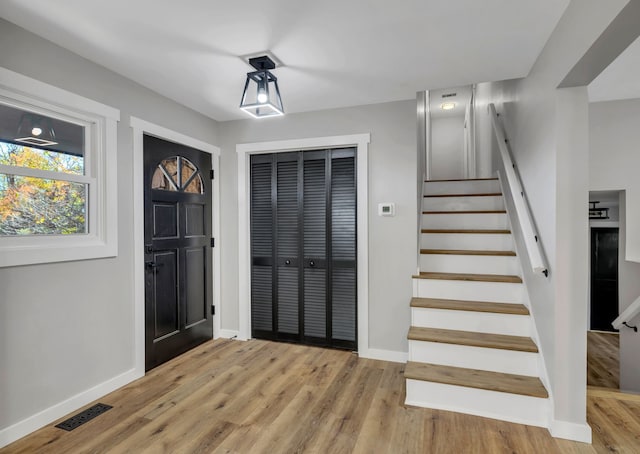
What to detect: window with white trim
<box><xmin>0</xmin><ymin>67</ymin><xmax>119</xmax><ymax>267</ymax></box>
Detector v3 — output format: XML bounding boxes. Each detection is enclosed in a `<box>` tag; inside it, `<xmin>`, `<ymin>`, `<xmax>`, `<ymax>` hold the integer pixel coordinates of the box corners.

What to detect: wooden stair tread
<box><xmin>420</xmin><ymin>249</ymin><xmax>516</xmax><ymax>256</ymax></box>
<box><xmin>422</xmin><ymin>229</ymin><xmax>511</xmax><ymax>234</ymax></box>
<box><xmin>410</xmin><ymin>297</ymin><xmax>529</xmax><ymax>315</ymax></box>
<box><xmin>404</xmin><ymin>362</ymin><xmax>548</xmax><ymax>398</ymax></box>
<box><xmin>407</xmin><ymin>327</ymin><xmax>538</xmax><ymax>353</ymax></box>
<box><xmin>424</xmin><ymin>193</ymin><xmax>502</xmax><ymax>198</ymax></box>
<box><xmin>413</xmin><ymin>272</ymin><xmax>522</xmax><ymax>283</ymax></box>
<box><xmin>423</xmin><ymin>210</ymin><xmax>506</xmax><ymax>214</ymax></box>
<box><xmin>425</xmin><ymin>177</ymin><xmax>499</xmax><ymax>182</ymax></box>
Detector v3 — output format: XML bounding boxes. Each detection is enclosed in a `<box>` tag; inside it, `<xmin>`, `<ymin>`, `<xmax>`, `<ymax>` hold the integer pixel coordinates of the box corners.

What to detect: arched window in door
<box><xmin>151</xmin><ymin>156</ymin><xmax>204</xmax><ymax>194</ymax></box>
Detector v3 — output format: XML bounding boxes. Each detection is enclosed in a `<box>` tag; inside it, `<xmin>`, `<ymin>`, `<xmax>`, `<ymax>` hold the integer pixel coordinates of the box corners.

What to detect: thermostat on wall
<box><xmin>378</xmin><ymin>203</ymin><xmax>395</xmax><ymax>217</ymax></box>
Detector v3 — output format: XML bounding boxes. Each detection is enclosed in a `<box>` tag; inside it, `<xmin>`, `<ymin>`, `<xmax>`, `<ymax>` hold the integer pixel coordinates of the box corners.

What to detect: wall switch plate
<box><xmin>378</xmin><ymin>203</ymin><xmax>395</xmax><ymax>217</ymax></box>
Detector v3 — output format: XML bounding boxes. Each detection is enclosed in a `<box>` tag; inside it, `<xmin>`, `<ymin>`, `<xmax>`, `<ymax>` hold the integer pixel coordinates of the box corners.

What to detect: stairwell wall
<box><xmin>589</xmin><ymin>99</ymin><xmax>640</xmax><ymax>392</ymax></box>
<box><xmin>473</xmin><ymin>0</ymin><xmax>627</xmax><ymax>439</ymax></box>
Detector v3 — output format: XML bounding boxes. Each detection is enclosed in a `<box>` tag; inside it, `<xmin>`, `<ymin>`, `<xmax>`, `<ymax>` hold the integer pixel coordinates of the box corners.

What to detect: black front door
<box><xmin>250</xmin><ymin>148</ymin><xmax>357</xmax><ymax>350</ymax></box>
<box><xmin>144</xmin><ymin>134</ymin><xmax>213</xmax><ymax>371</ymax></box>
<box><xmin>590</xmin><ymin>227</ymin><xmax>619</xmax><ymax>332</ymax></box>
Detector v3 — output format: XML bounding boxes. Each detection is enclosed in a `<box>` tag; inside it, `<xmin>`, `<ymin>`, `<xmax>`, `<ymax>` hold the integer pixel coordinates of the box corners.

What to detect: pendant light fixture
<box><xmin>239</xmin><ymin>55</ymin><xmax>284</xmax><ymax>118</ymax></box>
<box><xmin>16</xmin><ymin>113</ymin><xmax>58</xmax><ymax>146</ymax></box>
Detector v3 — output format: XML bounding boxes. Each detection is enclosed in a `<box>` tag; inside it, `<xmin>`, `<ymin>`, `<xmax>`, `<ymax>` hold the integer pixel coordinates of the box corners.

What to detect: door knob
<box><xmin>146</xmin><ymin>261</ymin><xmax>159</xmax><ymax>269</ymax></box>
<box><xmin>285</xmin><ymin>260</ymin><xmax>291</xmax><ymax>265</ymax></box>
<box><xmin>309</xmin><ymin>260</ymin><xmax>315</xmax><ymax>267</ymax></box>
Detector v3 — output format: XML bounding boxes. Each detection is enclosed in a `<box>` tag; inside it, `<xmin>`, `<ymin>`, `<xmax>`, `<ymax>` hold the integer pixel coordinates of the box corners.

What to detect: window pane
<box><xmin>0</xmin><ymin>174</ymin><xmax>87</xmax><ymax>235</ymax></box>
<box><xmin>184</xmin><ymin>173</ymin><xmax>204</xmax><ymax>194</ymax></box>
<box><xmin>151</xmin><ymin>167</ymin><xmax>178</xmax><ymax>191</ymax></box>
<box><xmin>161</xmin><ymin>157</ymin><xmax>179</xmax><ymax>187</ymax></box>
<box><xmin>0</xmin><ymin>103</ymin><xmax>85</xmax><ymax>174</ymax></box>
<box><xmin>151</xmin><ymin>156</ymin><xmax>203</xmax><ymax>194</ymax></box>
<box><xmin>0</xmin><ymin>141</ymin><xmax>84</xmax><ymax>175</ymax></box>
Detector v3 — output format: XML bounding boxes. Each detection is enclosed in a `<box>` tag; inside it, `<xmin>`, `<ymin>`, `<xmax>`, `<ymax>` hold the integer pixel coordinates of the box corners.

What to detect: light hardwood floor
<box><xmin>587</xmin><ymin>331</ymin><xmax>619</xmax><ymax>389</ymax></box>
<box><xmin>2</xmin><ymin>338</ymin><xmax>639</xmax><ymax>453</ymax></box>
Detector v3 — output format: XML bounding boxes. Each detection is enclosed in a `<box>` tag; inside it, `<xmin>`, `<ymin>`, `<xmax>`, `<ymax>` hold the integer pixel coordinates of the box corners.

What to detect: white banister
<box><xmin>489</xmin><ymin>103</ymin><xmax>548</xmax><ymax>277</ymax></box>
<box><xmin>612</xmin><ymin>295</ymin><xmax>640</xmax><ymax>331</ymax></box>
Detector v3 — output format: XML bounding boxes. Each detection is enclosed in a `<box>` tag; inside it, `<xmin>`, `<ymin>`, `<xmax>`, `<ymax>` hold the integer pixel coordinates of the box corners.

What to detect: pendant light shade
<box><xmin>16</xmin><ymin>113</ymin><xmax>58</xmax><ymax>146</ymax></box>
<box><xmin>239</xmin><ymin>55</ymin><xmax>284</xmax><ymax>118</ymax></box>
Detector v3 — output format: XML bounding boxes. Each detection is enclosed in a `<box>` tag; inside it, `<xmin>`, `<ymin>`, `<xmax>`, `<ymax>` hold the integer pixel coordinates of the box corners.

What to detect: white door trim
<box><xmin>236</xmin><ymin>133</ymin><xmax>370</xmax><ymax>356</ymax></box>
<box><xmin>130</xmin><ymin>117</ymin><xmax>221</xmax><ymax>376</ymax></box>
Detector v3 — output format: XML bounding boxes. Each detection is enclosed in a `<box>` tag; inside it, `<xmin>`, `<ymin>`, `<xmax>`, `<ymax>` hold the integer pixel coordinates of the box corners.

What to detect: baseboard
<box><xmin>359</xmin><ymin>348</ymin><xmax>408</xmax><ymax>363</ymax></box>
<box><xmin>549</xmin><ymin>419</ymin><xmax>592</xmax><ymax>443</ymax></box>
<box><xmin>0</xmin><ymin>368</ymin><xmax>142</xmax><ymax>449</ymax></box>
<box><xmin>218</xmin><ymin>329</ymin><xmax>240</xmax><ymax>339</ymax></box>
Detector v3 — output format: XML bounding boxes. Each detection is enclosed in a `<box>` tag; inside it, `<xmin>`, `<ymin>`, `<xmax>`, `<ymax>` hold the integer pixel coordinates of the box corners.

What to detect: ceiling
<box><xmin>589</xmin><ymin>36</ymin><xmax>640</xmax><ymax>103</ymax></box>
<box><xmin>0</xmin><ymin>0</ymin><xmax>570</xmax><ymax>121</ymax></box>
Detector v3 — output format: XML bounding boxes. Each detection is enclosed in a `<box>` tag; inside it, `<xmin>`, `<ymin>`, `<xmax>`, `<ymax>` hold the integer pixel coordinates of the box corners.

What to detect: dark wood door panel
<box><xmin>144</xmin><ymin>134</ymin><xmax>213</xmax><ymax>371</ymax></box>
<box><xmin>590</xmin><ymin>228</ymin><xmax>619</xmax><ymax>332</ymax></box>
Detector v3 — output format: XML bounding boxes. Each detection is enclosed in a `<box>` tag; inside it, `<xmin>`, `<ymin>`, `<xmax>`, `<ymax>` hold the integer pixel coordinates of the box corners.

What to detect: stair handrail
<box><xmin>489</xmin><ymin>103</ymin><xmax>548</xmax><ymax>277</ymax></box>
<box><xmin>612</xmin><ymin>295</ymin><xmax>640</xmax><ymax>331</ymax></box>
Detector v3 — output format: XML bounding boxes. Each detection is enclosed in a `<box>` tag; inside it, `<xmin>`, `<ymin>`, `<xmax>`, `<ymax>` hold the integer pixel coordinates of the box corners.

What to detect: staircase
<box><xmin>405</xmin><ymin>177</ymin><xmax>550</xmax><ymax>428</ymax></box>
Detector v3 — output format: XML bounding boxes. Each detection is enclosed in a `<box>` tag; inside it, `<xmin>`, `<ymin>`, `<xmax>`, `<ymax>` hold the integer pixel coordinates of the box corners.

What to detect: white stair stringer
<box><xmin>405</xmin><ymin>379</ymin><xmax>549</xmax><ymax>429</ymax></box>
<box><xmin>406</xmin><ymin>178</ymin><xmax>551</xmax><ymax>431</ymax></box>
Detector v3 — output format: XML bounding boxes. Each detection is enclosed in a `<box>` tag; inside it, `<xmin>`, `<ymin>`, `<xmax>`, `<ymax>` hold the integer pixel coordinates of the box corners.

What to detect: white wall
<box><xmin>473</xmin><ymin>0</ymin><xmax>628</xmax><ymax>437</ymax></box>
<box><xmin>0</xmin><ymin>19</ymin><xmax>220</xmax><ymax>440</ymax></box>
<box><xmin>590</xmin><ymin>100</ymin><xmax>640</xmax><ymax>261</ymax></box>
<box><xmin>217</xmin><ymin>100</ymin><xmax>417</xmax><ymax>354</ymax></box>
<box><xmin>589</xmin><ymin>99</ymin><xmax>640</xmax><ymax>392</ymax></box>
<box><xmin>430</xmin><ymin>115</ymin><xmax>465</xmax><ymax>180</ymax></box>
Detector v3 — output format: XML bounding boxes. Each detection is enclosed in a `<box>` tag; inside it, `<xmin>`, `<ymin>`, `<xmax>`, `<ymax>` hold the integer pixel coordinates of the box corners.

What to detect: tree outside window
<box><xmin>0</xmin><ymin>142</ymin><xmax>86</xmax><ymax>235</ymax></box>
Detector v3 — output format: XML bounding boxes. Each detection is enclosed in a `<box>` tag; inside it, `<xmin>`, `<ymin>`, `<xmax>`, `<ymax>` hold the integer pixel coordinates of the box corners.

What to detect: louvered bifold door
<box><xmin>330</xmin><ymin>149</ymin><xmax>357</xmax><ymax>349</ymax></box>
<box><xmin>250</xmin><ymin>149</ymin><xmax>357</xmax><ymax>349</ymax></box>
<box><xmin>302</xmin><ymin>151</ymin><xmax>328</xmax><ymax>344</ymax></box>
<box><xmin>275</xmin><ymin>152</ymin><xmax>301</xmax><ymax>340</ymax></box>
<box><xmin>250</xmin><ymin>154</ymin><xmax>275</xmax><ymax>339</ymax></box>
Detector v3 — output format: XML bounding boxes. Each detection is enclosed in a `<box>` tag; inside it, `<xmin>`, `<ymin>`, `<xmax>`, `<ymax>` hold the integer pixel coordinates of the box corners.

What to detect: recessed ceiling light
<box><xmin>441</xmin><ymin>102</ymin><xmax>456</xmax><ymax>111</ymax></box>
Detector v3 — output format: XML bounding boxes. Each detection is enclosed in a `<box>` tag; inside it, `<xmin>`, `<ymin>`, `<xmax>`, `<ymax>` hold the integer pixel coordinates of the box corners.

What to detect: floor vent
<box><xmin>55</xmin><ymin>403</ymin><xmax>113</xmax><ymax>431</ymax></box>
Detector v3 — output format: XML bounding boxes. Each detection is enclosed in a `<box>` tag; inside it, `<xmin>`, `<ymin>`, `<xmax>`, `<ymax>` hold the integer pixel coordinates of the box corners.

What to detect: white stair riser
<box><xmin>421</xmin><ymin>233</ymin><xmax>513</xmax><ymax>251</ymax></box>
<box><xmin>424</xmin><ymin>180</ymin><xmax>501</xmax><ymax>195</ymax></box>
<box><xmin>411</xmin><ymin>307</ymin><xmax>531</xmax><ymax>337</ymax></box>
<box><xmin>405</xmin><ymin>379</ymin><xmax>549</xmax><ymax>428</ymax></box>
<box><xmin>408</xmin><ymin>341</ymin><xmax>539</xmax><ymax>376</ymax></box>
<box><xmin>420</xmin><ymin>254</ymin><xmax>519</xmax><ymax>275</ymax></box>
<box><xmin>423</xmin><ymin>196</ymin><xmax>504</xmax><ymax>212</ymax></box>
<box><xmin>422</xmin><ymin>213</ymin><xmax>508</xmax><ymax>230</ymax></box>
<box><xmin>413</xmin><ymin>278</ymin><xmax>523</xmax><ymax>303</ymax></box>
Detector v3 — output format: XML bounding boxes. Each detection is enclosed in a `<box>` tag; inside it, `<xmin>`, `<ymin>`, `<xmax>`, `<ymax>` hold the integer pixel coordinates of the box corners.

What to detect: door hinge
<box><xmin>210</xmin><ymin>237</ymin><xmax>215</xmax><ymax>247</ymax></box>
<box><xmin>210</xmin><ymin>169</ymin><xmax>215</xmax><ymax>180</ymax></box>
<box><xmin>211</xmin><ymin>305</ymin><xmax>215</xmax><ymax>316</ymax></box>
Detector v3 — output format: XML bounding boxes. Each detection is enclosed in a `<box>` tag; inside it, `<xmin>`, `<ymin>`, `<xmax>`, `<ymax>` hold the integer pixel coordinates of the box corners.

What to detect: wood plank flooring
<box><xmin>2</xmin><ymin>338</ymin><xmax>639</xmax><ymax>453</ymax></box>
<box><xmin>587</xmin><ymin>330</ymin><xmax>619</xmax><ymax>389</ymax></box>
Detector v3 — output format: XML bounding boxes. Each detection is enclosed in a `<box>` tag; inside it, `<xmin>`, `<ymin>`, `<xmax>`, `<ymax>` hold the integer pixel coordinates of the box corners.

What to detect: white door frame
<box><xmin>130</xmin><ymin>117</ymin><xmax>221</xmax><ymax>376</ymax></box>
<box><xmin>236</xmin><ymin>133</ymin><xmax>370</xmax><ymax>355</ymax></box>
